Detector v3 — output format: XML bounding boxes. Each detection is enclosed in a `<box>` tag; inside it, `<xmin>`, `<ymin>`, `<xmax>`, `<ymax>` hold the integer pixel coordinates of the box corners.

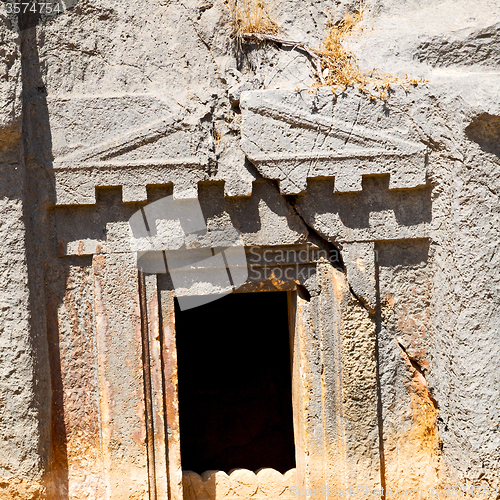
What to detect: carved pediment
<box><xmin>48</xmin><ymin>95</ymin><xmax>209</xmax><ymax>204</ymax></box>
<box><xmin>240</xmin><ymin>89</ymin><xmax>428</xmax><ymax>194</ymax></box>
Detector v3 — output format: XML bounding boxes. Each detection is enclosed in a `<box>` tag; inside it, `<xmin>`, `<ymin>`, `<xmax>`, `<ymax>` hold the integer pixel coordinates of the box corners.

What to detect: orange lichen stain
<box><xmin>77</xmin><ymin>240</ymin><xmax>85</xmax><ymax>256</ymax></box>
<box><xmin>266</xmin><ymin>270</ymin><xmax>287</xmax><ymax>289</ymax></box>
<box><xmin>379</xmin><ymin>290</ymin><xmax>444</xmax><ymax>494</ymax></box>
<box><xmin>0</xmin><ymin>478</ymin><xmax>46</xmax><ymax>500</ymax></box>
<box><xmin>66</xmin><ymin>432</ymin><xmax>102</xmax><ymax>473</ymax></box>
<box><xmin>387</xmin><ymin>293</ymin><xmax>394</xmax><ymax>308</ymax></box>
<box><xmin>408</xmin><ymin>369</ymin><xmax>439</xmax><ymax>455</ymax></box>
<box><xmin>385</xmin><ymin>351</ymin><xmax>442</xmax><ymax>495</ymax></box>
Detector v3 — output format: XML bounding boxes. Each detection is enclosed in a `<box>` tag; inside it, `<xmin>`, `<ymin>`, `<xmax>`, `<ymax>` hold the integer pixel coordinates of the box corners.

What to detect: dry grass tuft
<box><xmin>319</xmin><ymin>4</ymin><xmax>399</xmax><ymax>99</ymax></box>
<box><xmin>318</xmin><ymin>3</ymin><xmax>428</xmax><ymax>99</ymax></box>
<box><xmin>220</xmin><ymin>0</ymin><xmax>426</xmax><ymax>99</ymax></box>
<box><xmin>220</xmin><ymin>0</ymin><xmax>280</xmax><ymax>40</ymax></box>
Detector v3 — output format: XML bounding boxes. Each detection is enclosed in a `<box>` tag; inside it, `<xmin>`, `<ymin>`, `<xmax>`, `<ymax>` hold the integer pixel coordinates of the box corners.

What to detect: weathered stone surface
<box><xmin>47</xmin><ymin>95</ymin><xmax>212</xmax><ymax>203</ymax></box>
<box><xmin>92</xmin><ymin>253</ymin><xmax>149</xmax><ymax>499</ymax></box>
<box><xmin>0</xmin><ymin>9</ymin><xmax>22</xmax><ymax>144</ymax></box>
<box><xmin>352</xmin><ymin>0</ymin><xmax>500</xmax><ymax>78</ymax></box>
<box><xmin>415</xmin><ymin>22</ymin><xmax>500</xmax><ymax>68</ymax></box>
<box><xmin>0</xmin><ymin>8</ymin><xmax>49</xmax><ymax>500</ymax></box>
<box><xmin>342</xmin><ymin>241</ymin><xmax>376</xmax><ymax>312</ymax></box>
<box><xmin>240</xmin><ymin>88</ymin><xmax>427</xmax><ymax>195</ymax></box>
<box><xmin>2</xmin><ymin>0</ymin><xmax>500</xmax><ymax>498</ymax></box>
<box><xmin>182</xmin><ymin>468</ymin><xmax>296</xmax><ymax>500</ymax></box>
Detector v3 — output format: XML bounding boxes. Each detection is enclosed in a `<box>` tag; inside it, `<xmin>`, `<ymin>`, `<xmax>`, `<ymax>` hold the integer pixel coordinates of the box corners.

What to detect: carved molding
<box><xmin>240</xmin><ymin>89</ymin><xmax>428</xmax><ymax>195</ymax></box>
<box><xmin>47</xmin><ymin>95</ymin><xmax>210</xmax><ymax>204</ymax></box>
<box><xmin>182</xmin><ymin>468</ymin><xmax>297</xmax><ymax>500</ymax></box>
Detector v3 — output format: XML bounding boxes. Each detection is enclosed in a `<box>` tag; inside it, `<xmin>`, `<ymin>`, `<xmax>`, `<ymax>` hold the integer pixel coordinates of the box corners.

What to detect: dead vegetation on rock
<box><xmin>319</xmin><ymin>4</ymin><xmax>396</xmax><ymax>99</ymax></box>
<box><xmin>220</xmin><ymin>0</ymin><xmax>280</xmax><ymax>39</ymax></box>
<box><xmin>221</xmin><ymin>0</ymin><xmax>426</xmax><ymax>99</ymax></box>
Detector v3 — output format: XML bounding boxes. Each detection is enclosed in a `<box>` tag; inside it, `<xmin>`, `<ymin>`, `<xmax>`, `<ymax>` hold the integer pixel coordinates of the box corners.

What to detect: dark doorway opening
<box><xmin>175</xmin><ymin>292</ymin><xmax>296</xmax><ymax>474</ymax></box>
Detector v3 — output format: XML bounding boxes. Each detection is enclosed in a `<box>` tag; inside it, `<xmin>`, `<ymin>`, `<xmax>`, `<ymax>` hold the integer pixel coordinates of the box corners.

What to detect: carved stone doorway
<box><xmin>136</xmin><ymin>250</ymin><xmax>380</xmax><ymax>500</ymax></box>
<box><xmin>175</xmin><ymin>292</ymin><xmax>296</xmax><ymax>475</ymax></box>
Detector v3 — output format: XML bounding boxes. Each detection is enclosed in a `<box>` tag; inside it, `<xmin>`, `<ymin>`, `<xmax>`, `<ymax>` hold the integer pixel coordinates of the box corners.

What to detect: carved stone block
<box><xmin>240</xmin><ymin>89</ymin><xmax>428</xmax><ymax>195</ymax></box>
<box><xmin>48</xmin><ymin>95</ymin><xmax>210</xmax><ymax>204</ymax></box>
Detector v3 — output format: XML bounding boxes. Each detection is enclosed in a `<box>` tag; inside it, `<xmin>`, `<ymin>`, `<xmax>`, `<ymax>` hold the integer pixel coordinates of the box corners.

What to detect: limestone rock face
<box><xmin>0</xmin><ymin>12</ymin><xmax>22</xmax><ymax>144</ymax></box>
<box><xmin>1</xmin><ymin>0</ymin><xmax>500</xmax><ymax>498</ymax></box>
